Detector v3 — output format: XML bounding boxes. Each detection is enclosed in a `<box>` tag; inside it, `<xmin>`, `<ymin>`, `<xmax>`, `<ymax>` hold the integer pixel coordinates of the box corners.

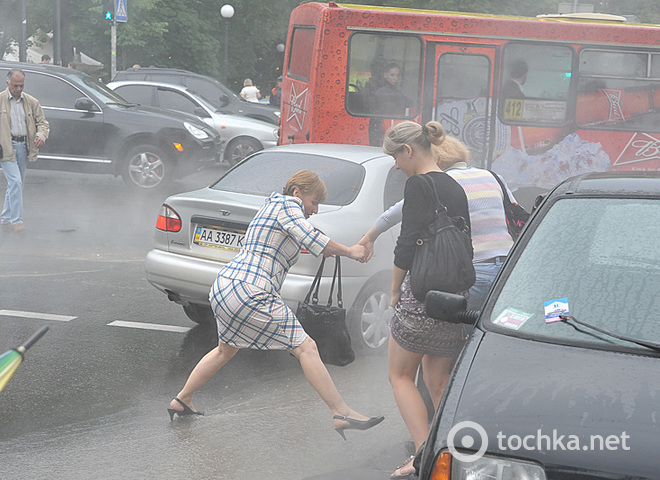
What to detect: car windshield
<box><xmin>211</xmin><ymin>151</ymin><xmax>366</xmax><ymax>206</ymax></box>
<box><xmin>487</xmin><ymin>197</ymin><xmax>660</xmax><ymax>350</ymax></box>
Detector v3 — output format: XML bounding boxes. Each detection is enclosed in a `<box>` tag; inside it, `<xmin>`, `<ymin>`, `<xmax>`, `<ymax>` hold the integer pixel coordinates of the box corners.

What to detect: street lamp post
<box><xmin>221</xmin><ymin>4</ymin><xmax>234</xmax><ymax>84</ymax></box>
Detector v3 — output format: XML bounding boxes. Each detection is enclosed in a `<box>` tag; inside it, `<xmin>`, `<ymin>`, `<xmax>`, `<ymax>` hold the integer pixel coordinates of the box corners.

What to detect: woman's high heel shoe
<box><xmin>167</xmin><ymin>397</ymin><xmax>203</xmax><ymax>421</ymax></box>
<box><xmin>333</xmin><ymin>414</ymin><xmax>385</xmax><ymax>440</ymax></box>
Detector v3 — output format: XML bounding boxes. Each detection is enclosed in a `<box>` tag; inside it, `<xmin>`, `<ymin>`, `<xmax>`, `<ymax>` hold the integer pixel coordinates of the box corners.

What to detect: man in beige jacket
<box><xmin>0</xmin><ymin>69</ymin><xmax>49</xmax><ymax>231</ymax></box>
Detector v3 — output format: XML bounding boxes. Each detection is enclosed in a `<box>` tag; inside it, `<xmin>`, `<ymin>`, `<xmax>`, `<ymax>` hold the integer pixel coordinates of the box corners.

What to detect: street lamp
<box><xmin>221</xmin><ymin>4</ymin><xmax>234</xmax><ymax>84</ymax></box>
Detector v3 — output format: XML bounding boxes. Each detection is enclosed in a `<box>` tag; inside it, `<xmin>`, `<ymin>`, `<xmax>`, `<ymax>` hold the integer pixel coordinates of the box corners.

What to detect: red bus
<box><xmin>280</xmin><ymin>2</ymin><xmax>660</xmax><ymax>205</ymax></box>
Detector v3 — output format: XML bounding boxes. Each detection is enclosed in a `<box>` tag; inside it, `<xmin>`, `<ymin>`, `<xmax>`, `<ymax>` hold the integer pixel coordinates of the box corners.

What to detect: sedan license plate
<box><xmin>194</xmin><ymin>225</ymin><xmax>245</xmax><ymax>251</ymax></box>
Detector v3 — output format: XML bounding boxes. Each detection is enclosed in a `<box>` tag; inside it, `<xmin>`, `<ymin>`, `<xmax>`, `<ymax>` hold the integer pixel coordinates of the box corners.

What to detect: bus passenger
<box><xmin>500</xmin><ymin>59</ymin><xmax>528</xmax><ymax>99</ymax></box>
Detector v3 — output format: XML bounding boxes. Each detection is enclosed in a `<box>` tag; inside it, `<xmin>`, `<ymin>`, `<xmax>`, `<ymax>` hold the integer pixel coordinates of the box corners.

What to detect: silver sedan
<box><xmin>144</xmin><ymin>143</ymin><xmax>406</xmax><ymax>352</ymax></box>
<box><xmin>107</xmin><ymin>80</ymin><xmax>280</xmax><ymax>165</ymax></box>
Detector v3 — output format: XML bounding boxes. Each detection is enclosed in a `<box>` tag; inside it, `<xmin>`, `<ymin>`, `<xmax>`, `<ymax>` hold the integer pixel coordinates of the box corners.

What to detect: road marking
<box><xmin>108</xmin><ymin>320</ymin><xmax>191</xmax><ymax>333</ymax></box>
<box><xmin>0</xmin><ymin>310</ymin><xmax>77</xmax><ymax>322</ymax></box>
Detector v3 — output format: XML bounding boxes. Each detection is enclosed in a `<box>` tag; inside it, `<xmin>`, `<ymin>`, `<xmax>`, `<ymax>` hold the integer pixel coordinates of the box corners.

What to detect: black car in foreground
<box><xmin>0</xmin><ymin>62</ymin><xmax>222</xmax><ymax>190</ymax></box>
<box><xmin>112</xmin><ymin>67</ymin><xmax>280</xmax><ymax>125</ymax></box>
<box><xmin>420</xmin><ymin>172</ymin><xmax>660</xmax><ymax>479</ymax></box>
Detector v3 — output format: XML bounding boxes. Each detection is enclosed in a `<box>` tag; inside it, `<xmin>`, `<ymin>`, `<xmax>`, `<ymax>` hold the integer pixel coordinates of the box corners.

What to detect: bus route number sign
<box><xmin>503</xmin><ymin>99</ymin><xmax>524</xmax><ymax>121</ymax></box>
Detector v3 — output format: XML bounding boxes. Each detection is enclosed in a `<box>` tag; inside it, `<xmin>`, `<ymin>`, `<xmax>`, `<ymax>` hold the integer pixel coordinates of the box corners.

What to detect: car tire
<box><xmin>349</xmin><ymin>273</ymin><xmax>391</xmax><ymax>354</ymax></box>
<box><xmin>183</xmin><ymin>304</ymin><xmax>215</xmax><ymax>325</ymax></box>
<box><xmin>224</xmin><ymin>137</ymin><xmax>262</xmax><ymax>166</ymax></box>
<box><xmin>122</xmin><ymin>144</ymin><xmax>171</xmax><ymax>190</ymax></box>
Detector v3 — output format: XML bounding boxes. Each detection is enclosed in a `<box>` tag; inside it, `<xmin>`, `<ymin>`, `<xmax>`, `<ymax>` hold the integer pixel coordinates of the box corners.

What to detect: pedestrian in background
<box><xmin>269</xmin><ymin>76</ymin><xmax>282</xmax><ymax>107</ymax></box>
<box><xmin>379</xmin><ymin>121</ymin><xmax>469</xmax><ymax>478</ymax></box>
<box><xmin>0</xmin><ymin>69</ymin><xmax>49</xmax><ymax>232</ymax></box>
<box><xmin>40</xmin><ymin>54</ymin><xmax>51</xmax><ymax>64</ymax></box>
<box><xmin>168</xmin><ymin>170</ymin><xmax>384</xmax><ymax>439</ymax></box>
<box><xmin>240</xmin><ymin>78</ymin><xmax>261</xmax><ymax>103</ymax></box>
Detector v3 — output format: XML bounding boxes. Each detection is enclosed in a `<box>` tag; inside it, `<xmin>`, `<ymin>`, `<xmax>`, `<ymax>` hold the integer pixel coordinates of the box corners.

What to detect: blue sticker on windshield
<box><xmin>544</xmin><ymin>298</ymin><xmax>569</xmax><ymax>323</ymax></box>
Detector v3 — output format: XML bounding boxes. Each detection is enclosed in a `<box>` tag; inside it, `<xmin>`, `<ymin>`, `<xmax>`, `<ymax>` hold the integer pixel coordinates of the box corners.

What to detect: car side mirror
<box><xmin>218</xmin><ymin>94</ymin><xmax>230</xmax><ymax>108</ymax></box>
<box><xmin>425</xmin><ymin>291</ymin><xmax>479</xmax><ymax>324</ymax></box>
<box><xmin>74</xmin><ymin>97</ymin><xmax>100</xmax><ymax>112</ymax></box>
<box><xmin>194</xmin><ymin>107</ymin><xmax>211</xmax><ymax>118</ymax></box>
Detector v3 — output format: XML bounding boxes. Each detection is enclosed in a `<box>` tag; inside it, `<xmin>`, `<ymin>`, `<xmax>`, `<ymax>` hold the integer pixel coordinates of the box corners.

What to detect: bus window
<box><xmin>499</xmin><ymin>43</ymin><xmax>574</xmax><ymax>127</ymax></box>
<box><xmin>435</xmin><ymin>53</ymin><xmax>491</xmax><ymax>163</ymax></box>
<box><xmin>576</xmin><ymin>49</ymin><xmax>660</xmax><ymax>132</ymax></box>
<box><xmin>288</xmin><ymin>27</ymin><xmax>316</xmax><ymax>81</ymax></box>
<box><xmin>346</xmin><ymin>32</ymin><xmax>422</xmax><ymax>119</ymax></box>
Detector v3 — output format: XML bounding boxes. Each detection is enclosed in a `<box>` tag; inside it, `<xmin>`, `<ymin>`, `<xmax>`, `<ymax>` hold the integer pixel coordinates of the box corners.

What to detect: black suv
<box><xmin>112</xmin><ymin>67</ymin><xmax>280</xmax><ymax>125</ymax></box>
<box><xmin>0</xmin><ymin>62</ymin><xmax>222</xmax><ymax>190</ymax></box>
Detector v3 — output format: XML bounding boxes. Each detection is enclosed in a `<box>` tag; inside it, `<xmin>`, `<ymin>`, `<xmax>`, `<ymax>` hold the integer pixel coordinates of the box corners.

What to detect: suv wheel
<box><xmin>224</xmin><ymin>137</ymin><xmax>262</xmax><ymax>166</ymax></box>
<box><xmin>122</xmin><ymin>145</ymin><xmax>171</xmax><ymax>189</ymax></box>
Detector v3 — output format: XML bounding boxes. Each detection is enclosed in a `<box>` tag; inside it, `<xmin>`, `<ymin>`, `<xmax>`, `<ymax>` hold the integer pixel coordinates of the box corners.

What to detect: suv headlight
<box><xmin>184</xmin><ymin>121</ymin><xmax>209</xmax><ymax>140</ymax></box>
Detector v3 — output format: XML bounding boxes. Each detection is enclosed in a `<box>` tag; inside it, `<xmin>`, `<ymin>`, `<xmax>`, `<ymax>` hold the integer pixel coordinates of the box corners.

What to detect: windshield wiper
<box><xmin>106</xmin><ymin>102</ymin><xmax>139</xmax><ymax>107</ymax></box>
<box><xmin>559</xmin><ymin>314</ymin><xmax>660</xmax><ymax>353</ymax></box>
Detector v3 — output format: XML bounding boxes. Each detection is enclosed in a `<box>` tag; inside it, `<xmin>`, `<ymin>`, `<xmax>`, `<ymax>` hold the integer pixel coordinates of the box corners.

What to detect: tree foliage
<box><xmin>1</xmin><ymin>0</ymin><xmax>658</xmax><ymax>93</ymax></box>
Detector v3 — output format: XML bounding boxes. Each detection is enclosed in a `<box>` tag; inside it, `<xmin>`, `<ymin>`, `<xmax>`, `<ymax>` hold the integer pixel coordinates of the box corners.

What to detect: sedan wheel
<box><xmin>122</xmin><ymin>145</ymin><xmax>170</xmax><ymax>189</ymax></box>
<box><xmin>224</xmin><ymin>137</ymin><xmax>262</xmax><ymax>166</ymax></box>
<box><xmin>183</xmin><ymin>304</ymin><xmax>215</xmax><ymax>325</ymax></box>
<box><xmin>350</xmin><ymin>275</ymin><xmax>391</xmax><ymax>352</ymax></box>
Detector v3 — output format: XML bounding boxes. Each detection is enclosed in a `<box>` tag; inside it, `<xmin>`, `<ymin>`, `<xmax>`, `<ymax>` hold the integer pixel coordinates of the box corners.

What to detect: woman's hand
<box><xmin>346</xmin><ymin>243</ymin><xmax>367</xmax><ymax>261</ymax></box>
<box><xmin>357</xmin><ymin>235</ymin><xmax>375</xmax><ymax>263</ymax></box>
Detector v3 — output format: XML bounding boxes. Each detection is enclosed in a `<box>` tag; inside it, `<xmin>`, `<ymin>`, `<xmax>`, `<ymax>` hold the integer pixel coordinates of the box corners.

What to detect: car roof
<box><xmin>108</xmin><ymin>80</ymin><xmax>197</xmax><ymax>93</ymax></box>
<box><xmin>551</xmin><ymin>171</ymin><xmax>660</xmax><ymax>198</ymax></box>
<box><xmin>0</xmin><ymin>60</ymin><xmax>88</xmax><ymax>79</ymax></box>
<box><xmin>255</xmin><ymin>143</ymin><xmax>391</xmax><ymax>165</ymax></box>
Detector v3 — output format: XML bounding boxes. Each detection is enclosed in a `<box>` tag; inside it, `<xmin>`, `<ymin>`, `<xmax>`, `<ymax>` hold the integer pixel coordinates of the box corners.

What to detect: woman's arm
<box><xmin>390</xmin><ymin>265</ymin><xmax>406</xmax><ymax>307</ymax></box>
<box><xmin>322</xmin><ymin>239</ymin><xmax>366</xmax><ymax>261</ymax></box>
<box><xmin>358</xmin><ymin>200</ymin><xmax>404</xmax><ymax>262</ymax></box>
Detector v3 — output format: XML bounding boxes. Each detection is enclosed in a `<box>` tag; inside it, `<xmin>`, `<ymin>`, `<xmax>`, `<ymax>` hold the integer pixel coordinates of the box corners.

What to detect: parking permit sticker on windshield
<box><xmin>493</xmin><ymin>308</ymin><xmax>532</xmax><ymax>330</ymax></box>
<box><xmin>544</xmin><ymin>298</ymin><xmax>569</xmax><ymax>323</ymax></box>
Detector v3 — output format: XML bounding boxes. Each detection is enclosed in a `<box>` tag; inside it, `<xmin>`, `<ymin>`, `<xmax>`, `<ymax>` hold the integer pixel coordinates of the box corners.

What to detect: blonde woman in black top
<box><xmin>383</xmin><ymin>121</ymin><xmax>470</xmax><ymax>478</ymax></box>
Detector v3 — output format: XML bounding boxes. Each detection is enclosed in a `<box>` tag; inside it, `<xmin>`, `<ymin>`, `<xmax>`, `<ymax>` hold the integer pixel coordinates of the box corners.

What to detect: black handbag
<box><xmin>296</xmin><ymin>256</ymin><xmax>355</xmax><ymax>366</ymax></box>
<box><xmin>489</xmin><ymin>170</ymin><xmax>530</xmax><ymax>239</ymax></box>
<box><xmin>409</xmin><ymin>175</ymin><xmax>475</xmax><ymax>302</ymax></box>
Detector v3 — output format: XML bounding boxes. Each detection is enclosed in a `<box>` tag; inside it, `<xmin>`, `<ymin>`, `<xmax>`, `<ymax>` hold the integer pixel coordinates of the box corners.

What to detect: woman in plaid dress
<box><xmin>168</xmin><ymin>171</ymin><xmax>384</xmax><ymax>437</ymax></box>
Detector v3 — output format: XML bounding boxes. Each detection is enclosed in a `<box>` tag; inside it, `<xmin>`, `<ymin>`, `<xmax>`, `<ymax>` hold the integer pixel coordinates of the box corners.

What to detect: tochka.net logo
<box><xmin>447</xmin><ymin>421</ymin><xmax>630</xmax><ymax>462</ymax></box>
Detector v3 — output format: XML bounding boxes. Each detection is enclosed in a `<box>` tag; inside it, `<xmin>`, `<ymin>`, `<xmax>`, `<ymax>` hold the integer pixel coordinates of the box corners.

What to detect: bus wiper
<box><xmin>559</xmin><ymin>314</ymin><xmax>660</xmax><ymax>353</ymax></box>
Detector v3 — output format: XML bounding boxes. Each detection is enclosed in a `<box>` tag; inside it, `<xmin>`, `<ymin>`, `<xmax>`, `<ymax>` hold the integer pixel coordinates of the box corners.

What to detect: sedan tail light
<box><xmin>156</xmin><ymin>204</ymin><xmax>182</xmax><ymax>232</ymax></box>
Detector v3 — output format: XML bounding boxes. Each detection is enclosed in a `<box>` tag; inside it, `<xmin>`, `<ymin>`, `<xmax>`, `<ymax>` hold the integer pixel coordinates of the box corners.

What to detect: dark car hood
<box><xmin>449</xmin><ymin>332</ymin><xmax>660</xmax><ymax>477</ymax></box>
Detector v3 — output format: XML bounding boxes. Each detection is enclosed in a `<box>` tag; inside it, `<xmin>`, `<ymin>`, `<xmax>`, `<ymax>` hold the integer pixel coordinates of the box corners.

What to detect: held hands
<box><xmin>346</xmin><ymin>243</ymin><xmax>367</xmax><ymax>261</ymax></box>
<box><xmin>357</xmin><ymin>235</ymin><xmax>375</xmax><ymax>263</ymax></box>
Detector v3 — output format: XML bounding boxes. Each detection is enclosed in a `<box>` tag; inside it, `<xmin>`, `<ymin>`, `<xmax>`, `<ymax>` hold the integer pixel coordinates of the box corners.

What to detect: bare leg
<box><xmin>388</xmin><ymin>335</ymin><xmax>427</xmax><ymax>477</ymax></box>
<box><xmin>421</xmin><ymin>354</ymin><xmax>454</xmax><ymax>411</ymax></box>
<box><xmin>289</xmin><ymin>337</ymin><xmax>370</xmax><ymax>423</ymax></box>
<box><xmin>170</xmin><ymin>341</ymin><xmax>239</xmax><ymax>413</ymax></box>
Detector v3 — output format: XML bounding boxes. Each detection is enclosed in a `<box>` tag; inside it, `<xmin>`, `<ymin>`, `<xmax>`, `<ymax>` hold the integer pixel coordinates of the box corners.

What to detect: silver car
<box><xmin>107</xmin><ymin>80</ymin><xmax>279</xmax><ymax>165</ymax></box>
<box><xmin>144</xmin><ymin>143</ymin><xmax>406</xmax><ymax>352</ymax></box>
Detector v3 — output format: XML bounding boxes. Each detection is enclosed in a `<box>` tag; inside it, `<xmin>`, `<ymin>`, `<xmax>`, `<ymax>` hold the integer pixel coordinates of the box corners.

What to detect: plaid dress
<box><xmin>210</xmin><ymin>193</ymin><xmax>329</xmax><ymax>350</ymax></box>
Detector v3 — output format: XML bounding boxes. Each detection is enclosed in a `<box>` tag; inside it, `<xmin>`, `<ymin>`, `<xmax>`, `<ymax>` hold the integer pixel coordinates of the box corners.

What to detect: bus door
<box><xmin>426</xmin><ymin>43</ymin><xmax>498</xmax><ymax>167</ymax></box>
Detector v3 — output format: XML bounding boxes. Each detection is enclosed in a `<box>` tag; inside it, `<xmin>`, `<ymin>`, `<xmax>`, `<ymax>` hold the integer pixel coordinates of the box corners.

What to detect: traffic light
<box><xmin>105</xmin><ymin>10</ymin><xmax>113</xmax><ymax>20</ymax></box>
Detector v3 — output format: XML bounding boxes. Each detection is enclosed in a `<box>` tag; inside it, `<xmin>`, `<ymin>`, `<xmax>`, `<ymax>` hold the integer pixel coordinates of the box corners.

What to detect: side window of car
<box><xmin>157</xmin><ymin>88</ymin><xmax>199</xmax><ymax>115</ymax></box>
<box><xmin>383</xmin><ymin>166</ymin><xmax>406</xmax><ymax>211</ymax></box>
<box><xmin>148</xmin><ymin>73</ymin><xmax>182</xmax><ymax>85</ymax></box>
<box><xmin>186</xmin><ymin>77</ymin><xmax>224</xmax><ymax>101</ymax></box>
<box><xmin>24</xmin><ymin>72</ymin><xmax>85</xmax><ymax>109</ymax></box>
<box><xmin>115</xmin><ymin>85</ymin><xmax>154</xmax><ymax>106</ymax></box>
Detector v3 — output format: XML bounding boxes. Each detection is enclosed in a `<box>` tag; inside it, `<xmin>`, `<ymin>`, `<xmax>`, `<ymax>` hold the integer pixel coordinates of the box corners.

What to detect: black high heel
<box><xmin>333</xmin><ymin>414</ymin><xmax>384</xmax><ymax>440</ymax></box>
<box><xmin>167</xmin><ymin>397</ymin><xmax>203</xmax><ymax>421</ymax></box>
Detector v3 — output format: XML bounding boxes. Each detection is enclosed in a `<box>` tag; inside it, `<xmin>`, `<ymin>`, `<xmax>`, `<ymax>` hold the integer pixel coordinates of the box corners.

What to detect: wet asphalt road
<box><xmin>0</xmin><ymin>166</ymin><xmax>413</xmax><ymax>479</ymax></box>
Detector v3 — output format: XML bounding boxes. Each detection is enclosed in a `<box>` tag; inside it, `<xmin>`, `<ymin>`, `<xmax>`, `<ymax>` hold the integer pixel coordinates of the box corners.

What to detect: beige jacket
<box><xmin>0</xmin><ymin>88</ymin><xmax>50</xmax><ymax>162</ymax></box>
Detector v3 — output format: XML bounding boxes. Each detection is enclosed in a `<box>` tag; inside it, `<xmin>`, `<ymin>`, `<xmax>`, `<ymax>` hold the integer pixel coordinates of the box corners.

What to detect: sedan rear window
<box><xmin>211</xmin><ymin>152</ymin><xmax>366</xmax><ymax>206</ymax></box>
<box><xmin>487</xmin><ymin>197</ymin><xmax>660</xmax><ymax>350</ymax></box>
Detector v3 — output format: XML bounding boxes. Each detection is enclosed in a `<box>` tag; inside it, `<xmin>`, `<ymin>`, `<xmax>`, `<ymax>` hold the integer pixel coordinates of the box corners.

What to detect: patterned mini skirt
<box><xmin>390</xmin><ymin>274</ymin><xmax>468</xmax><ymax>357</ymax></box>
